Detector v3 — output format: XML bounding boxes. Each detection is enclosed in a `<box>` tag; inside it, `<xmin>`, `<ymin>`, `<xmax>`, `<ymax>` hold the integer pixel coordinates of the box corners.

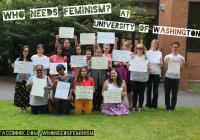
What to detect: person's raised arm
<box><xmin>74</xmin><ymin>35</ymin><xmax>79</xmax><ymax>48</ymax></box>
<box><xmin>55</xmin><ymin>35</ymin><xmax>60</xmax><ymax>48</ymax></box>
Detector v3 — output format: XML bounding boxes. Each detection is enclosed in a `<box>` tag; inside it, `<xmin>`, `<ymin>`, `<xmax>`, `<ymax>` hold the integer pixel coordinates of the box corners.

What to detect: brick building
<box><xmin>134</xmin><ymin>0</ymin><xmax>200</xmax><ymax>89</ymax></box>
<box><xmin>158</xmin><ymin>0</ymin><xmax>200</xmax><ymax>89</ymax></box>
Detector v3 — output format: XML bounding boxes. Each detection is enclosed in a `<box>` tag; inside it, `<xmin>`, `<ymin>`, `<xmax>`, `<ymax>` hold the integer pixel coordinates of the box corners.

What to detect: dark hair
<box><xmin>171</xmin><ymin>41</ymin><xmax>180</xmax><ymax>47</ymax></box>
<box><xmin>36</xmin><ymin>44</ymin><xmax>44</xmax><ymax>50</ymax></box>
<box><xmin>56</xmin><ymin>44</ymin><xmax>65</xmax><ymax>56</ymax></box>
<box><xmin>77</xmin><ymin>67</ymin><xmax>89</xmax><ymax>84</ymax></box>
<box><xmin>75</xmin><ymin>46</ymin><xmax>82</xmax><ymax>55</ymax></box>
<box><xmin>18</xmin><ymin>45</ymin><xmax>31</xmax><ymax>62</ymax></box>
<box><xmin>86</xmin><ymin>49</ymin><xmax>91</xmax><ymax>53</ymax></box>
<box><xmin>108</xmin><ymin>69</ymin><xmax>123</xmax><ymax>87</ymax></box>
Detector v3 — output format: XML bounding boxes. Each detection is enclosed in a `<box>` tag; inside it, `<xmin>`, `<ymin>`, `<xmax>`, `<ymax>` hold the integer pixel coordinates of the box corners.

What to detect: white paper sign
<box><xmin>146</xmin><ymin>51</ymin><xmax>161</xmax><ymax>63</ymax></box>
<box><xmin>30</xmin><ymin>77</ymin><xmax>46</xmax><ymax>97</ymax></box>
<box><xmin>167</xmin><ymin>61</ymin><xmax>181</xmax><ymax>75</ymax></box>
<box><xmin>59</xmin><ymin>27</ymin><xmax>74</xmax><ymax>38</ymax></box>
<box><xmin>97</xmin><ymin>32</ymin><xmax>115</xmax><ymax>44</ymax></box>
<box><xmin>129</xmin><ymin>59</ymin><xmax>148</xmax><ymax>72</ymax></box>
<box><xmin>14</xmin><ymin>61</ymin><xmax>33</xmax><ymax>74</ymax></box>
<box><xmin>75</xmin><ymin>86</ymin><xmax>94</xmax><ymax>99</ymax></box>
<box><xmin>112</xmin><ymin>50</ymin><xmax>132</xmax><ymax>62</ymax></box>
<box><xmin>80</xmin><ymin>33</ymin><xmax>95</xmax><ymax>45</ymax></box>
<box><xmin>70</xmin><ymin>55</ymin><xmax>87</xmax><ymax>67</ymax></box>
<box><xmin>32</xmin><ymin>57</ymin><xmax>50</xmax><ymax>69</ymax></box>
<box><xmin>103</xmin><ymin>90</ymin><xmax>122</xmax><ymax>103</ymax></box>
<box><xmin>54</xmin><ymin>81</ymin><xmax>71</xmax><ymax>100</ymax></box>
<box><xmin>49</xmin><ymin>63</ymin><xmax>68</xmax><ymax>75</ymax></box>
<box><xmin>91</xmin><ymin>57</ymin><xmax>108</xmax><ymax>69</ymax></box>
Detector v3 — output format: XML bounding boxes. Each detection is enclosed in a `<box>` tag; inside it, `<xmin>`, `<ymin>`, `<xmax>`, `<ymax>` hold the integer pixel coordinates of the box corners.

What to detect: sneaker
<box><xmin>167</xmin><ymin>109</ymin><xmax>171</xmax><ymax>112</ymax></box>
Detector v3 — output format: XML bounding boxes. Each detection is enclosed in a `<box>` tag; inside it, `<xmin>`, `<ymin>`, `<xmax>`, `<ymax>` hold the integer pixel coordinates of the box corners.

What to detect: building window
<box><xmin>187</xmin><ymin>2</ymin><xmax>200</xmax><ymax>52</ymax></box>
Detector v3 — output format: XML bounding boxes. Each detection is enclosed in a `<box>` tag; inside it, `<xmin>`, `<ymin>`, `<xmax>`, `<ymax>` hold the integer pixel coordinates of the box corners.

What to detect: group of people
<box><xmin>13</xmin><ymin>34</ymin><xmax>185</xmax><ymax>116</ymax></box>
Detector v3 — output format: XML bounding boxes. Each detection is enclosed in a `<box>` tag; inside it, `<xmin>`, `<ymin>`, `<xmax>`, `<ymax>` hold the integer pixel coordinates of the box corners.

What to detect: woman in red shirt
<box><xmin>74</xmin><ymin>67</ymin><xmax>95</xmax><ymax>115</ymax></box>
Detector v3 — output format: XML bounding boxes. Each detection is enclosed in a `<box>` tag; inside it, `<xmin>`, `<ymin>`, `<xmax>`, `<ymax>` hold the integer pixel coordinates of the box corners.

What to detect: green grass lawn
<box><xmin>0</xmin><ymin>100</ymin><xmax>200</xmax><ymax>140</ymax></box>
<box><xmin>189</xmin><ymin>82</ymin><xmax>200</xmax><ymax>94</ymax></box>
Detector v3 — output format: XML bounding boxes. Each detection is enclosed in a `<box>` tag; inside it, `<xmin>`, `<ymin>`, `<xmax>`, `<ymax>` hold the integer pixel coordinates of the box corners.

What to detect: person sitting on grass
<box><xmin>101</xmin><ymin>69</ymin><xmax>129</xmax><ymax>116</ymax></box>
<box><xmin>26</xmin><ymin>64</ymin><xmax>52</xmax><ymax>115</ymax></box>
<box><xmin>74</xmin><ymin>67</ymin><xmax>95</xmax><ymax>115</ymax></box>
<box><xmin>53</xmin><ymin>64</ymin><xmax>73</xmax><ymax>114</ymax></box>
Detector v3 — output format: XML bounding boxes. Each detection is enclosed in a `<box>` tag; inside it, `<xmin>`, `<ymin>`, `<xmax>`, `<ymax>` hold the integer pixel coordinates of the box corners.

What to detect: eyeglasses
<box><xmin>36</xmin><ymin>69</ymin><xmax>43</xmax><ymax>72</ymax></box>
<box><xmin>136</xmin><ymin>47</ymin><xmax>143</xmax><ymax>50</ymax></box>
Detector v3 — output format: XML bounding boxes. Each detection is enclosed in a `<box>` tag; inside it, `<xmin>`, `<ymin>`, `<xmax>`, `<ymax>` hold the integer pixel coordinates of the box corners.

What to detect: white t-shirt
<box><xmin>31</xmin><ymin>54</ymin><xmax>50</xmax><ymax>69</ymax></box>
<box><xmin>146</xmin><ymin>50</ymin><xmax>162</xmax><ymax>75</ymax></box>
<box><xmin>164</xmin><ymin>53</ymin><xmax>185</xmax><ymax>79</ymax></box>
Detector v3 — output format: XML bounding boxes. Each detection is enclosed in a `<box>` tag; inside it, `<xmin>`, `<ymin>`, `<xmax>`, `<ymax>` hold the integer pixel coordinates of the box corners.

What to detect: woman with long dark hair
<box><xmin>74</xmin><ymin>67</ymin><xmax>95</xmax><ymax>115</ymax></box>
<box><xmin>101</xmin><ymin>69</ymin><xmax>129</xmax><ymax>116</ymax></box>
<box><xmin>14</xmin><ymin>45</ymin><xmax>32</xmax><ymax>112</ymax></box>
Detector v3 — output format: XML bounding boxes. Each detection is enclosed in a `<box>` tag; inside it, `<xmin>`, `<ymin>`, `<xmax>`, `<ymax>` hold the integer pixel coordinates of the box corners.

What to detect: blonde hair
<box><xmin>150</xmin><ymin>39</ymin><xmax>159</xmax><ymax>50</ymax></box>
<box><xmin>134</xmin><ymin>43</ymin><xmax>147</xmax><ymax>55</ymax></box>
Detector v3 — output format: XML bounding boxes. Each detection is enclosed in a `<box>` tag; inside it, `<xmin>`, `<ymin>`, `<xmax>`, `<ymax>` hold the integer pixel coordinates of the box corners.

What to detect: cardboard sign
<box><xmin>80</xmin><ymin>33</ymin><xmax>95</xmax><ymax>45</ymax></box>
<box><xmin>91</xmin><ymin>57</ymin><xmax>108</xmax><ymax>69</ymax></box>
<box><xmin>97</xmin><ymin>32</ymin><xmax>115</xmax><ymax>44</ymax></box>
<box><xmin>14</xmin><ymin>61</ymin><xmax>33</xmax><ymax>74</ymax></box>
<box><xmin>103</xmin><ymin>90</ymin><xmax>122</xmax><ymax>103</ymax></box>
<box><xmin>112</xmin><ymin>50</ymin><xmax>132</xmax><ymax>62</ymax></box>
<box><xmin>70</xmin><ymin>55</ymin><xmax>87</xmax><ymax>67</ymax></box>
<box><xmin>49</xmin><ymin>63</ymin><xmax>68</xmax><ymax>75</ymax></box>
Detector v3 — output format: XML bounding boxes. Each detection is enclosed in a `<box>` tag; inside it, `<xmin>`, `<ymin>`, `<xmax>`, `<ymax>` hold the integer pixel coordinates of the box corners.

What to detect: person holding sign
<box><xmin>55</xmin><ymin>35</ymin><xmax>79</xmax><ymax>72</ymax></box>
<box><xmin>31</xmin><ymin>44</ymin><xmax>49</xmax><ymax>74</ymax></box>
<box><xmin>85</xmin><ymin>49</ymin><xmax>92</xmax><ymax>73</ymax></box>
<box><xmin>74</xmin><ymin>67</ymin><xmax>95</xmax><ymax>115</ymax></box>
<box><xmin>49</xmin><ymin>45</ymin><xmax>67</xmax><ymax>84</ymax></box>
<box><xmin>90</xmin><ymin>48</ymin><xmax>107</xmax><ymax>111</ymax></box>
<box><xmin>13</xmin><ymin>45</ymin><xmax>32</xmax><ymax>112</ymax></box>
<box><xmin>114</xmin><ymin>40</ymin><xmax>133</xmax><ymax>111</ymax></box>
<box><xmin>101</xmin><ymin>69</ymin><xmax>129</xmax><ymax>116</ymax></box>
<box><xmin>103</xmin><ymin>44</ymin><xmax>112</xmax><ymax>68</ymax></box>
<box><xmin>146</xmin><ymin>39</ymin><xmax>162</xmax><ymax>109</ymax></box>
<box><xmin>53</xmin><ymin>64</ymin><xmax>73</xmax><ymax>114</ymax></box>
<box><xmin>26</xmin><ymin>65</ymin><xmax>52</xmax><ymax>115</ymax></box>
<box><xmin>129</xmin><ymin>43</ymin><xmax>149</xmax><ymax>112</ymax></box>
<box><xmin>71</xmin><ymin>46</ymin><xmax>84</xmax><ymax>78</ymax></box>
<box><xmin>164</xmin><ymin>41</ymin><xmax>185</xmax><ymax>112</ymax></box>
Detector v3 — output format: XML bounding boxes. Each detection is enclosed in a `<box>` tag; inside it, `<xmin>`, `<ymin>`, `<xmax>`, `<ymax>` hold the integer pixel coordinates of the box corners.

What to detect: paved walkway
<box><xmin>0</xmin><ymin>78</ymin><xmax>200</xmax><ymax>107</ymax></box>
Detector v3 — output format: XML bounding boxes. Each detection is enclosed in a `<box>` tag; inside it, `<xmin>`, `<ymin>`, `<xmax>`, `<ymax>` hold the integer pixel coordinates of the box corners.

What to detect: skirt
<box><xmin>14</xmin><ymin>81</ymin><xmax>30</xmax><ymax>107</ymax></box>
<box><xmin>101</xmin><ymin>102</ymin><xmax>129</xmax><ymax>116</ymax></box>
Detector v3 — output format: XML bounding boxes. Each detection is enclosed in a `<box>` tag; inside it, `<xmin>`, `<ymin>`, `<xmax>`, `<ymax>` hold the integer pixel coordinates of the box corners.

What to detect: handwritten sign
<box><xmin>146</xmin><ymin>51</ymin><xmax>161</xmax><ymax>63</ymax></box>
<box><xmin>30</xmin><ymin>77</ymin><xmax>46</xmax><ymax>97</ymax></box>
<box><xmin>49</xmin><ymin>63</ymin><xmax>68</xmax><ymax>75</ymax></box>
<box><xmin>80</xmin><ymin>33</ymin><xmax>95</xmax><ymax>45</ymax></box>
<box><xmin>14</xmin><ymin>61</ymin><xmax>33</xmax><ymax>74</ymax></box>
<box><xmin>32</xmin><ymin>56</ymin><xmax>50</xmax><ymax>69</ymax></box>
<box><xmin>75</xmin><ymin>86</ymin><xmax>93</xmax><ymax>99</ymax></box>
<box><xmin>112</xmin><ymin>50</ymin><xmax>132</xmax><ymax>62</ymax></box>
<box><xmin>70</xmin><ymin>55</ymin><xmax>87</xmax><ymax>67</ymax></box>
<box><xmin>129</xmin><ymin>59</ymin><xmax>148</xmax><ymax>72</ymax></box>
<box><xmin>167</xmin><ymin>61</ymin><xmax>181</xmax><ymax>75</ymax></box>
<box><xmin>103</xmin><ymin>90</ymin><xmax>122</xmax><ymax>103</ymax></box>
<box><xmin>97</xmin><ymin>32</ymin><xmax>115</xmax><ymax>44</ymax></box>
<box><xmin>54</xmin><ymin>81</ymin><xmax>71</xmax><ymax>100</ymax></box>
<box><xmin>91</xmin><ymin>57</ymin><xmax>108</xmax><ymax>69</ymax></box>
<box><xmin>59</xmin><ymin>27</ymin><xmax>74</xmax><ymax>38</ymax></box>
